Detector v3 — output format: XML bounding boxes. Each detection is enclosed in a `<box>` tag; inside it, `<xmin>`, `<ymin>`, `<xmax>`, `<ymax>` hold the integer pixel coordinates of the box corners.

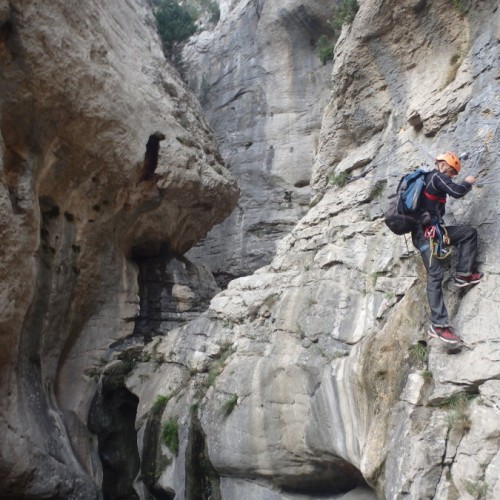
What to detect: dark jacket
<box><xmin>421</xmin><ymin>170</ymin><xmax>472</xmax><ymax>223</ymax></box>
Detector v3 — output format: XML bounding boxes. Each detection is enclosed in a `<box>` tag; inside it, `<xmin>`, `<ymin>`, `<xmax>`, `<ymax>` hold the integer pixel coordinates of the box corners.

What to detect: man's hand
<box><xmin>464</xmin><ymin>176</ymin><xmax>476</xmax><ymax>184</ymax></box>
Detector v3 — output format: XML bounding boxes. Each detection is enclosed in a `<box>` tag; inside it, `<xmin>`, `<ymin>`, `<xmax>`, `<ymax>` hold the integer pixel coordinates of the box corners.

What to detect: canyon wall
<box><xmin>1</xmin><ymin>0</ymin><xmax>500</xmax><ymax>499</ymax></box>
<box><xmin>183</xmin><ymin>0</ymin><xmax>334</xmax><ymax>284</ymax></box>
<box><xmin>0</xmin><ymin>0</ymin><xmax>237</xmax><ymax>497</ymax></box>
<box><xmin>127</xmin><ymin>0</ymin><xmax>500</xmax><ymax>499</ymax></box>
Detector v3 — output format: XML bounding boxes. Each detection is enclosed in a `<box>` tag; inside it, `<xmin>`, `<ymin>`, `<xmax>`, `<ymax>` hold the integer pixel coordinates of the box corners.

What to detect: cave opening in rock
<box><xmin>88</xmin><ymin>377</ymin><xmax>140</xmax><ymax>500</ymax></box>
<box><xmin>279</xmin><ymin>459</ymin><xmax>375</xmax><ymax>498</ymax></box>
<box><xmin>129</xmin><ymin>248</ymin><xmax>221</xmax><ymax>342</ymax></box>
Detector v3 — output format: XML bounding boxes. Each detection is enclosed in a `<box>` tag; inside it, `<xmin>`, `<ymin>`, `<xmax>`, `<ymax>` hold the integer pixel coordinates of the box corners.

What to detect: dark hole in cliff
<box><xmin>88</xmin><ymin>377</ymin><xmax>140</xmax><ymax>500</ymax></box>
<box><xmin>130</xmin><ymin>251</ymin><xmax>220</xmax><ymax>342</ymax></box>
<box><xmin>39</xmin><ymin>196</ymin><xmax>60</xmax><ymax>218</ymax></box>
<box><xmin>138</xmin><ymin>131</ymin><xmax>166</xmax><ymax>182</ymax></box>
<box><xmin>294</xmin><ymin>179</ymin><xmax>310</xmax><ymax>188</ymax></box>
<box><xmin>0</xmin><ymin>20</ymin><xmax>12</xmax><ymax>43</ymax></box>
<box><xmin>280</xmin><ymin>460</ymin><xmax>371</xmax><ymax>497</ymax></box>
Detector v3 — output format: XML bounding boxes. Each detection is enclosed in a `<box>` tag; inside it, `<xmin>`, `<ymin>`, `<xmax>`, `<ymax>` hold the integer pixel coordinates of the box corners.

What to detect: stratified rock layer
<box><xmin>0</xmin><ymin>0</ymin><xmax>237</xmax><ymax>497</ymax></box>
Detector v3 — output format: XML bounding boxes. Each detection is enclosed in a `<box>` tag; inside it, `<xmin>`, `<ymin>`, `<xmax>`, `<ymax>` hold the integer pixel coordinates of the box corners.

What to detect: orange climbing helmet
<box><xmin>435</xmin><ymin>152</ymin><xmax>461</xmax><ymax>173</ymax></box>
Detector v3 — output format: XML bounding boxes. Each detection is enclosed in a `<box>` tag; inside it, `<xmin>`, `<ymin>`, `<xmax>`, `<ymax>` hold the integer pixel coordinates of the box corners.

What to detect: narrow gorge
<box><xmin>1</xmin><ymin>1</ymin><xmax>499</xmax><ymax>499</ymax></box>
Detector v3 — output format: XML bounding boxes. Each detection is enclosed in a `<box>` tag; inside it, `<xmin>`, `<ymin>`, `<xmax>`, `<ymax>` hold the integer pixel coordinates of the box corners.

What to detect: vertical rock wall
<box><xmin>183</xmin><ymin>0</ymin><xmax>334</xmax><ymax>283</ymax></box>
<box><xmin>126</xmin><ymin>0</ymin><xmax>500</xmax><ymax>499</ymax></box>
<box><xmin>0</xmin><ymin>0</ymin><xmax>237</xmax><ymax>497</ymax></box>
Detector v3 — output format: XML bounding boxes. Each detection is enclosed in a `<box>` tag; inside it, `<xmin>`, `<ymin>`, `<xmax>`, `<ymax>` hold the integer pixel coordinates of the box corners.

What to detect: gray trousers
<box><xmin>412</xmin><ymin>225</ymin><xmax>478</xmax><ymax>326</ymax></box>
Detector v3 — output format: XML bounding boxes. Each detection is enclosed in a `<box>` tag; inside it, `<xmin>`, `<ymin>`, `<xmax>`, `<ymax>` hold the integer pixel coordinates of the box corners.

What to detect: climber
<box><xmin>411</xmin><ymin>152</ymin><xmax>483</xmax><ymax>345</ymax></box>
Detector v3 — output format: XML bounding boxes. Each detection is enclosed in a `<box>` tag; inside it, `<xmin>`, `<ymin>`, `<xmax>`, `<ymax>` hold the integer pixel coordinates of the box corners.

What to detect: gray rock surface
<box><xmin>2</xmin><ymin>0</ymin><xmax>500</xmax><ymax>499</ymax></box>
<box><xmin>183</xmin><ymin>0</ymin><xmax>333</xmax><ymax>282</ymax></box>
<box><xmin>0</xmin><ymin>0</ymin><xmax>237</xmax><ymax>497</ymax></box>
<box><xmin>126</xmin><ymin>0</ymin><xmax>500</xmax><ymax>498</ymax></box>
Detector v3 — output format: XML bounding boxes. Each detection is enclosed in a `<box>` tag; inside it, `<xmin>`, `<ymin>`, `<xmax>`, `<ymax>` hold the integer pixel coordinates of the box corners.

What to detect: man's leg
<box><xmin>412</xmin><ymin>230</ymin><xmax>448</xmax><ymax>326</ymax></box>
<box><xmin>446</xmin><ymin>225</ymin><xmax>477</xmax><ymax>274</ymax></box>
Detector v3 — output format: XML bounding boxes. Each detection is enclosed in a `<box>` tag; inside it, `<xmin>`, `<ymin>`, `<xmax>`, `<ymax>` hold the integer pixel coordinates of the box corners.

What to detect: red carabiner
<box><xmin>424</xmin><ymin>226</ymin><xmax>436</xmax><ymax>239</ymax></box>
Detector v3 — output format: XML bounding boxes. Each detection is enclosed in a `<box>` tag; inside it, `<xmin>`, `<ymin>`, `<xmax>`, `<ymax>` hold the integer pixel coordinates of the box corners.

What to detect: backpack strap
<box><xmin>423</xmin><ymin>190</ymin><xmax>446</xmax><ymax>204</ymax></box>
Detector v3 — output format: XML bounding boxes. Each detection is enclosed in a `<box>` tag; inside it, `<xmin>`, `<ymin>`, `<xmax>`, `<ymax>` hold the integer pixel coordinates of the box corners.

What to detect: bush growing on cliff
<box><xmin>330</xmin><ymin>0</ymin><xmax>359</xmax><ymax>38</ymax></box>
<box><xmin>161</xmin><ymin>419</ymin><xmax>179</xmax><ymax>453</ymax></box>
<box><xmin>153</xmin><ymin>0</ymin><xmax>197</xmax><ymax>53</ymax></box>
<box><xmin>316</xmin><ymin>35</ymin><xmax>334</xmax><ymax>65</ymax></box>
<box><xmin>221</xmin><ymin>394</ymin><xmax>238</xmax><ymax>415</ymax></box>
<box><xmin>315</xmin><ymin>0</ymin><xmax>359</xmax><ymax>65</ymax></box>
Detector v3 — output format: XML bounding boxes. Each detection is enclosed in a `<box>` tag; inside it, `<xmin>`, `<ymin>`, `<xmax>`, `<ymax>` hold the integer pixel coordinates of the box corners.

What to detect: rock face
<box><xmin>0</xmin><ymin>0</ymin><xmax>237</xmax><ymax>497</ymax></box>
<box><xmin>183</xmin><ymin>0</ymin><xmax>334</xmax><ymax>283</ymax></box>
<box><xmin>2</xmin><ymin>0</ymin><xmax>500</xmax><ymax>499</ymax></box>
<box><xmin>125</xmin><ymin>0</ymin><xmax>500</xmax><ymax>499</ymax></box>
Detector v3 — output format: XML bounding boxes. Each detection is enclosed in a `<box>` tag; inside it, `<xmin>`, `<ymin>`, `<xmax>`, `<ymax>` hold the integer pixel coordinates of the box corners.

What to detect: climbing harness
<box><xmin>424</xmin><ymin>223</ymin><xmax>451</xmax><ymax>264</ymax></box>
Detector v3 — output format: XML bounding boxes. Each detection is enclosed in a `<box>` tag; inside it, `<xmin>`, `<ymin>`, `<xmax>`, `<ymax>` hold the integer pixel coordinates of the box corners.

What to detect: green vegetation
<box><xmin>161</xmin><ymin>419</ymin><xmax>179</xmax><ymax>454</ymax></box>
<box><xmin>222</xmin><ymin>394</ymin><xmax>238</xmax><ymax>415</ymax></box>
<box><xmin>370</xmin><ymin>271</ymin><xmax>382</xmax><ymax>286</ymax></box>
<box><xmin>316</xmin><ymin>35</ymin><xmax>334</xmax><ymax>65</ymax></box>
<box><xmin>450</xmin><ymin>0</ymin><xmax>470</xmax><ymax>14</ymax></box>
<box><xmin>316</xmin><ymin>0</ymin><xmax>359</xmax><ymax>64</ymax></box>
<box><xmin>441</xmin><ymin>392</ymin><xmax>475</xmax><ymax>432</ymax></box>
<box><xmin>199</xmin><ymin>75</ymin><xmax>212</xmax><ymax>105</ymax></box>
<box><xmin>153</xmin><ymin>0</ymin><xmax>197</xmax><ymax>53</ymax></box>
<box><xmin>409</xmin><ymin>343</ymin><xmax>428</xmax><ymax>364</ymax></box>
<box><xmin>204</xmin><ymin>342</ymin><xmax>235</xmax><ymax>389</ymax></box>
<box><xmin>198</xmin><ymin>0</ymin><xmax>220</xmax><ymax>23</ymax></box>
<box><xmin>370</xmin><ymin>181</ymin><xmax>385</xmax><ymax>199</ymax></box>
<box><xmin>152</xmin><ymin>0</ymin><xmax>221</xmax><ymax>56</ymax></box>
<box><xmin>327</xmin><ymin>171</ymin><xmax>350</xmax><ymax>187</ymax></box>
<box><xmin>151</xmin><ymin>394</ymin><xmax>171</xmax><ymax>415</ymax></box>
<box><xmin>464</xmin><ymin>480</ymin><xmax>488</xmax><ymax>499</ymax></box>
<box><xmin>330</xmin><ymin>0</ymin><xmax>359</xmax><ymax>36</ymax></box>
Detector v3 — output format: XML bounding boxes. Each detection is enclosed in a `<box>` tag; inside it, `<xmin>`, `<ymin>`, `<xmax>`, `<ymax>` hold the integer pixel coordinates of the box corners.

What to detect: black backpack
<box><xmin>384</xmin><ymin>170</ymin><xmax>427</xmax><ymax>235</ymax></box>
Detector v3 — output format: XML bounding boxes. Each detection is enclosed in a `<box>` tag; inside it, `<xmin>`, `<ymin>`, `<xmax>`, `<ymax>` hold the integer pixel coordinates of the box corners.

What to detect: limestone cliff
<box><xmin>0</xmin><ymin>0</ymin><xmax>237</xmax><ymax>497</ymax></box>
<box><xmin>183</xmin><ymin>0</ymin><xmax>333</xmax><ymax>283</ymax></box>
<box><xmin>2</xmin><ymin>0</ymin><xmax>500</xmax><ymax>499</ymax></box>
<box><xmin>126</xmin><ymin>0</ymin><xmax>500</xmax><ymax>499</ymax></box>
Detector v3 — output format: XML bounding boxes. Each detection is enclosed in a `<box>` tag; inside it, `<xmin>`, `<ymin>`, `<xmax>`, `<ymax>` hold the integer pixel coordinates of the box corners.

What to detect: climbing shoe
<box><xmin>428</xmin><ymin>325</ymin><xmax>462</xmax><ymax>345</ymax></box>
<box><xmin>454</xmin><ymin>272</ymin><xmax>483</xmax><ymax>288</ymax></box>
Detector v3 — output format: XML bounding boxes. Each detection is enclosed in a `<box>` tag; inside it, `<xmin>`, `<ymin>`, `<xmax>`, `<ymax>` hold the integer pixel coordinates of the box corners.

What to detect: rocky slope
<box><xmin>183</xmin><ymin>0</ymin><xmax>334</xmax><ymax>284</ymax></box>
<box><xmin>0</xmin><ymin>0</ymin><xmax>237</xmax><ymax>497</ymax></box>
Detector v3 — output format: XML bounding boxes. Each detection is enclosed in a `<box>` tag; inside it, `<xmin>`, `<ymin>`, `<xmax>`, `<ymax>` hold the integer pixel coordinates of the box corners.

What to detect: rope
<box><xmin>424</xmin><ymin>224</ymin><xmax>451</xmax><ymax>265</ymax></box>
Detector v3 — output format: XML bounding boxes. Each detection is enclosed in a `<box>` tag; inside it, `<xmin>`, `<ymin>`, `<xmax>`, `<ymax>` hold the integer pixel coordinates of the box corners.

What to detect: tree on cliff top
<box><xmin>153</xmin><ymin>0</ymin><xmax>197</xmax><ymax>54</ymax></box>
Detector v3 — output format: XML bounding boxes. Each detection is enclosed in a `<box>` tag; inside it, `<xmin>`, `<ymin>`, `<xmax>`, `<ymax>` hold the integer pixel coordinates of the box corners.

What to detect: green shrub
<box><xmin>327</xmin><ymin>171</ymin><xmax>350</xmax><ymax>187</ymax></box>
<box><xmin>161</xmin><ymin>419</ymin><xmax>179</xmax><ymax>454</ymax></box>
<box><xmin>441</xmin><ymin>392</ymin><xmax>475</xmax><ymax>432</ymax></box>
<box><xmin>153</xmin><ymin>0</ymin><xmax>197</xmax><ymax>53</ymax></box>
<box><xmin>151</xmin><ymin>394</ymin><xmax>171</xmax><ymax>415</ymax></box>
<box><xmin>222</xmin><ymin>394</ymin><xmax>238</xmax><ymax>415</ymax></box>
<box><xmin>330</xmin><ymin>0</ymin><xmax>359</xmax><ymax>39</ymax></box>
<box><xmin>316</xmin><ymin>34</ymin><xmax>334</xmax><ymax>65</ymax></box>
<box><xmin>409</xmin><ymin>343</ymin><xmax>428</xmax><ymax>364</ymax></box>
<box><xmin>204</xmin><ymin>343</ymin><xmax>235</xmax><ymax>388</ymax></box>
<box><xmin>315</xmin><ymin>1</ymin><xmax>358</xmax><ymax>65</ymax></box>
<box><xmin>199</xmin><ymin>0</ymin><xmax>220</xmax><ymax>23</ymax></box>
<box><xmin>370</xmin><ymin>181</ymin><xmax>385</xmax><ymax>199</ymax></box>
